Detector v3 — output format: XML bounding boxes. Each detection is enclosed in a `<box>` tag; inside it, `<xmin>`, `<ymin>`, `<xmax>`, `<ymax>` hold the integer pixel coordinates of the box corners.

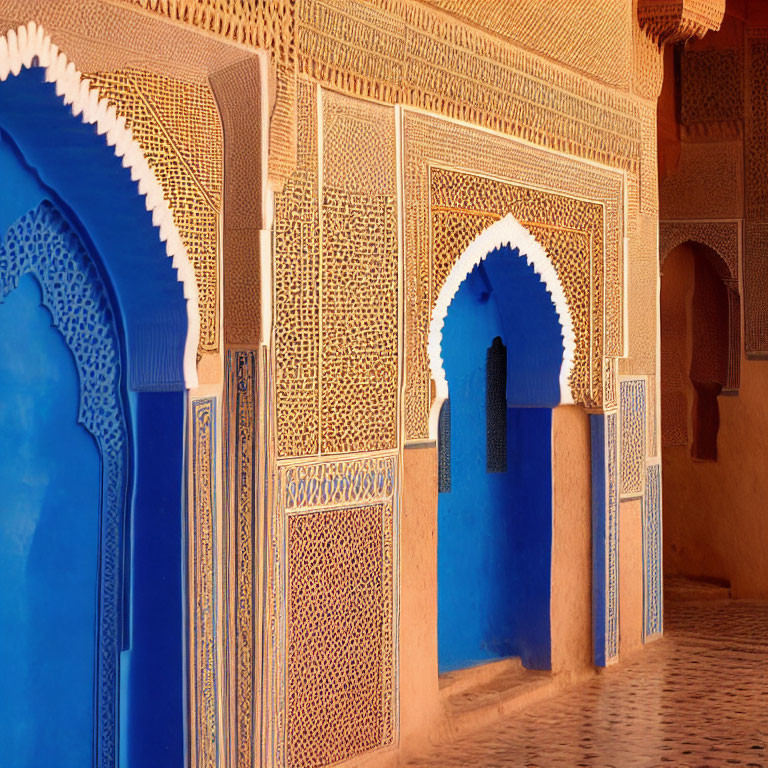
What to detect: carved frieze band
<box><xmin>190</xmin><ymin>397</ymin><xmax>220</xmax><ymax>768</ymax></box>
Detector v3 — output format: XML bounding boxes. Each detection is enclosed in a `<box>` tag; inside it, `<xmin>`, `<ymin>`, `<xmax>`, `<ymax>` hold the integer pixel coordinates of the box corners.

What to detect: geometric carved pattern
<box><xmin>430</xmin><ymin>168</ymin><xmax>603</xmax><ymax>411</ymax></box>
<box><xmin>591</xmin><ymin>411</ymin><xmax>619</xmax><ymax>666</ymax></box>
<box><xmin>643</xmin><ymin>462</ymin><xmax>663</xmax><ymax>641</ymax></box>
<box><xmin>278</xmin><ymin>455</ymin><xmax>397</xmax><ymax>768</ymax></box>
<box><xmin>403</xmin><ymin>111</ymin><xmax>625</xmax><ymax>439</ymax></box>
<box><xmin>0</xmin><ymin>201</ymin><xmax>128</xmax><ymax>768</ymax></box>
<box><xmin>287</xmin><ymin>503</ymin><xmax>394</xmax><ymax>767</ymax></box>
<box><xmin>86</xmin><ymin>68</ymin><xmax>222</xmax><ymax>352</ymax></box>
<box><xmin>274</xmin><ymin>85</ymin><xmax>398</xmax><ymax>456</ymax></box>
<box><xmin>225</xmin><ymin>350</ymin><xmax>259</xmax><ymax>768</ymax></box>
<box><xmin>274</xmin><ymin>80</ymin><xmax>320</xmax><ymax>457</ymax></box>
<box><xmin>126</xmin><ymin>0</ymin><xmax>646</xmax><ymax>175</ymax></box>
<box><xmin>190</xmin><ymin>397</ymin><xmax>220</xmax><ymax>768</ymax></box>
<box><xmin>620</xmin><ymin>378</ymin><xmax>647</xmax><ymax>499</ymax></box>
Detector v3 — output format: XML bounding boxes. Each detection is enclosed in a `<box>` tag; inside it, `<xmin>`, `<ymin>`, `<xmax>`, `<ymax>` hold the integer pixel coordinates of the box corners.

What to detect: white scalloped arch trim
<box><xmin>0</xmin><ymin>21</ymin><xmax>200</xmax><ymax>388</ymax></box>
<box><xmin>427</xmin><ymin>213</ymin><xmax>576</xmax><ymax>438</ymax></box>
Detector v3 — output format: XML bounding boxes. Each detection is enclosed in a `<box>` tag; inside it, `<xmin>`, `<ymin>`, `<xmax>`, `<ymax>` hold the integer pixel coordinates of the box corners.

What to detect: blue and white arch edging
<box><xmin>428</xmin><ymin>213</ymin><xmax>576</xmax><ymax>436</ymax></box>
<box><xmin>0</xmin><ymin>21</ymin><xmax>200</xmax><ymax>387</ymax></box>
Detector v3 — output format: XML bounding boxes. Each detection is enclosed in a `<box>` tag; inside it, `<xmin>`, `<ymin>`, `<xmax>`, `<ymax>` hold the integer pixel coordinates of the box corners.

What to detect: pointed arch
<box><xmin>427</xmin><ymin>213</ymin><xmax>577</xmax><ymax>438</ymax></box>
<box><xmin>0</xmin><ymin>21</ymin><xmax>199</xmax><ymax>387</ymax></box>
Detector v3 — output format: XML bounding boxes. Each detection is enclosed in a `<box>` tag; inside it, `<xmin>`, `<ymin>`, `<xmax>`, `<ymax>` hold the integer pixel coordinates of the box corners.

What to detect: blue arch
<box><xmin>438</xmin><ymin>245</ymin><xmax>564</xmax><ymax>673</ymax></box>
<box><xmin>0</xmin><ymin>66</ymin><xmax>188</xmax><ymax>767</ymax></box>
<box><xmin>0</xmin><ymin>66</ymin><xmax>188</xmax><ymax>391</ymax></box>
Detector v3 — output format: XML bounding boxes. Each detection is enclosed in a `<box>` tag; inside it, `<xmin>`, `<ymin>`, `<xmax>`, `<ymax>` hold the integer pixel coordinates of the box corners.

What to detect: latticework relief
<box><xmin>680</xmin><ymin>48</ymin><xmax>743</xmax><ymax>129</ymax></box>
<box><xmin>274</xmin><ymin>85</ymin><xmax>398</xmax><ymax>457</ymax></box>
<box><xmin>190</xmin><ymin>398</ymin><xmax>220</xmax><ymax>768</ymax></box>
<box><xmin>274</xmin><ymin>455</ymin><xmax>397</xmax><ymax>768</ymax></box>
<box><xmin>321</xmin><ymin>91</ymin><xmax>398</xmax><ymax>454</ymax></box>
<box><xmin>403</xmin><ymin>111</ymin><xmax>625</xmax><ymax>438</ymax></box>
<box><xmin>620</xmin><ymin>378</ymin><xmax>647</xmax><ymax>499</ymax></box>
<box><xmin>643</xmin><ymin>462</ymin><xmax>663</xmax><ymax>640</ymax></box>
<box><xmin>431</xmin><ymin>169</ymin><xmax>603</xmax><ymax>409</ymax></box>
<box><xmin>274</xmin><ymin>80</ymin><xmax>320</xmax><ymax>457</ymax></box>
<box><xmin>1</xmin><ymin>202</ymin><xmax>129</xmax><ymax>765</ymax></box>
<box><xmin>86</xmin><ymin>69</ymin><xmax>222</xmax><ymax>352</ymax></box>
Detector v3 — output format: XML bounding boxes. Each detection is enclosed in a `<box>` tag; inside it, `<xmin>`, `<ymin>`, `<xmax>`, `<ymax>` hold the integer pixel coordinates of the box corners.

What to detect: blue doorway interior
<box><xmin>437</xmin><ymin>245</ymin><xmax>564</xmax><ymax>673</ymax></box>
<box><xmin>0</xmin><ymin>65</ymin><xmax>189</xmax><ymax>768</ymax></box>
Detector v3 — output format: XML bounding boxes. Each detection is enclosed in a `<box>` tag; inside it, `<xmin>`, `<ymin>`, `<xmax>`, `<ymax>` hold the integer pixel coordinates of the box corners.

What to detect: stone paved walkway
<box><xmin>406</xmin><ymin>586</ymin><xmax>768</xmax><ymax>767</ymax></box>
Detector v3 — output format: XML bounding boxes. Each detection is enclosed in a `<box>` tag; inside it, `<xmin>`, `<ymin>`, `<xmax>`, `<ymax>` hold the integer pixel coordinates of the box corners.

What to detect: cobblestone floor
<box><xmin>406</xmin><ymin>585</ymin><xmax>768</xmax><ymax>767</ymax></box>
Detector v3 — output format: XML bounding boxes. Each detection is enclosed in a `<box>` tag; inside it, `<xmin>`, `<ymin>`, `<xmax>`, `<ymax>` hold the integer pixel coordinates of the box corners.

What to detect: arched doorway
<box><xmin>0</xmin><ymin>25</ymin><xmax>197</xmax><ymax>767</ymax></box>
<box><xmin>661</xmin><ymin>239</ymin><xmax>738</xmax><ymax>588</ymax></box>
<box><xmin>430</xmin><ymin>216</ymin><xmax>575</xmax><ymax>673</ymax></box>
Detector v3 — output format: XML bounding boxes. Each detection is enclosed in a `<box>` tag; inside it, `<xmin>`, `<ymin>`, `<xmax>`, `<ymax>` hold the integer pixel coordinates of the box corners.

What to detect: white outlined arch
<box><xmin>427</xmin><ymin>213</ymin><xmax>576</xmax><ymax>437</ymax></box>
<box><xmin>0</xmin><ymin>21</ymin><xmax>200</xmax><ymax>387</ymax></box>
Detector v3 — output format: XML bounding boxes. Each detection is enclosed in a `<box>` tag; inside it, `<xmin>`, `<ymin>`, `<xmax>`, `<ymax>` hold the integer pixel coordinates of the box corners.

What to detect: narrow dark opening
<box><xmin>438</xmin><ymin>397</ymin><xmax>451</xmax><ymax>493</ymax></box>
<box><xmin>486</xmin><ymin>336</ymin><xmax>507</xmax><ymax>473</ymax></box>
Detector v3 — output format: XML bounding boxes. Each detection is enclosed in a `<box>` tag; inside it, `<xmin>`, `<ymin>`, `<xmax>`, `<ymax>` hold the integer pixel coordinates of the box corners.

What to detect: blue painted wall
<box><xmin>0</xmin><ymin>275</ymin><xmax>100</xmax><ymax>767</ymax></box>
<box><xmin>438</xmin><ymin>246</ymin><xmax>563</xmax><ymax>673</ymax></box>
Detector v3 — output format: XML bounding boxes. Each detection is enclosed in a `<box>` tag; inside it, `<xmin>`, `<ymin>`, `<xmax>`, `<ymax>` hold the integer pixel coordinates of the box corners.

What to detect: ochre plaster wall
<box><xmin>399</xmin><ymin>443</ymin><xmax>441</xmax><ymax>758</ymax></box>
<box><xmin>550</xmin><ymin>406</ymin><xmax>593</xmax><ymax>676</ymax></box>
<box><xmin>619</xmin><ymin>499</ymin><xmax>644</xmax><ymax>656</ymax></box>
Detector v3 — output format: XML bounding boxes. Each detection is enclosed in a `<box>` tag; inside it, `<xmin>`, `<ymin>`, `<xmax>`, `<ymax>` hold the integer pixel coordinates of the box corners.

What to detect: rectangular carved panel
<box><xmin>274</xmin><ymin>81</ymin><xmax>320</xmax><ymax>456</ymax></box>
<box><xmin>320</xmin><ymin>91</ymin><xmax>398</xmax><ymax>454</ymax></box>
<box><xmin>279</xmin><ymin>455</ymin><xmax>397</xmax><ymax>768</ymax></box>
<box><xmin>620</xmin><ymin>378</ymin><xmax>647</xmax><ymax>499</ymax></box>
<box><xmin>190</xmin><ymin>397</ymin><xmax>220</xmax><ymax>768</ymax></box>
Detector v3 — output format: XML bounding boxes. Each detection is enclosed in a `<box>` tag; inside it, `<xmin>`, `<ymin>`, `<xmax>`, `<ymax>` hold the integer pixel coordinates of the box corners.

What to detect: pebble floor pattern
<box><xmin>406</xmin><ymin>584</ymin><xmax>768</xmax><ymax>767</ymax></box>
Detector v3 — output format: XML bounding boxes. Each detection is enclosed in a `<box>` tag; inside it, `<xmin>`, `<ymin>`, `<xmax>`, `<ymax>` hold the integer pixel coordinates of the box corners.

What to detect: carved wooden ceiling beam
<box><xmin>638</xmin><ymin>0</ymin><xmax>726</xmax><ymax>45</ymax></box>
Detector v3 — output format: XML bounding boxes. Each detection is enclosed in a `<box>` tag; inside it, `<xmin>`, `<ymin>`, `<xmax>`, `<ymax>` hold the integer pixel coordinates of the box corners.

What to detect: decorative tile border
<box><xmin>190</xmin><ymin>397</ymin><xmax>220</xmax><ymax>768</ymax></box>
<box><xmin>591</xmin><ymin>411</ymin><xmax>619</xmax><ymax>666</ymax></box>
<box><xmin>642</xmin><ymin>462</ymin><xmax>663</xmax><ymax>641</ymax></box>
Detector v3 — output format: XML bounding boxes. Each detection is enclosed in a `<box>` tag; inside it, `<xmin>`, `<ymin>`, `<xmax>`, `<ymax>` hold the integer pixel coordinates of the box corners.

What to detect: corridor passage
<box><xmin>407</xmin><ymin>582</ymin><xmax>768</xmax><ymax>767</ymax></box>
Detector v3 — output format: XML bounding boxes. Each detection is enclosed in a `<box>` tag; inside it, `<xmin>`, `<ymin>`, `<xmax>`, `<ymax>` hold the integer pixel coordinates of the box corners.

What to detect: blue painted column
<box><xmin>590</xmin><ymin>412</ymin><xmax>619</xmax><ymax>666</ymax></box>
